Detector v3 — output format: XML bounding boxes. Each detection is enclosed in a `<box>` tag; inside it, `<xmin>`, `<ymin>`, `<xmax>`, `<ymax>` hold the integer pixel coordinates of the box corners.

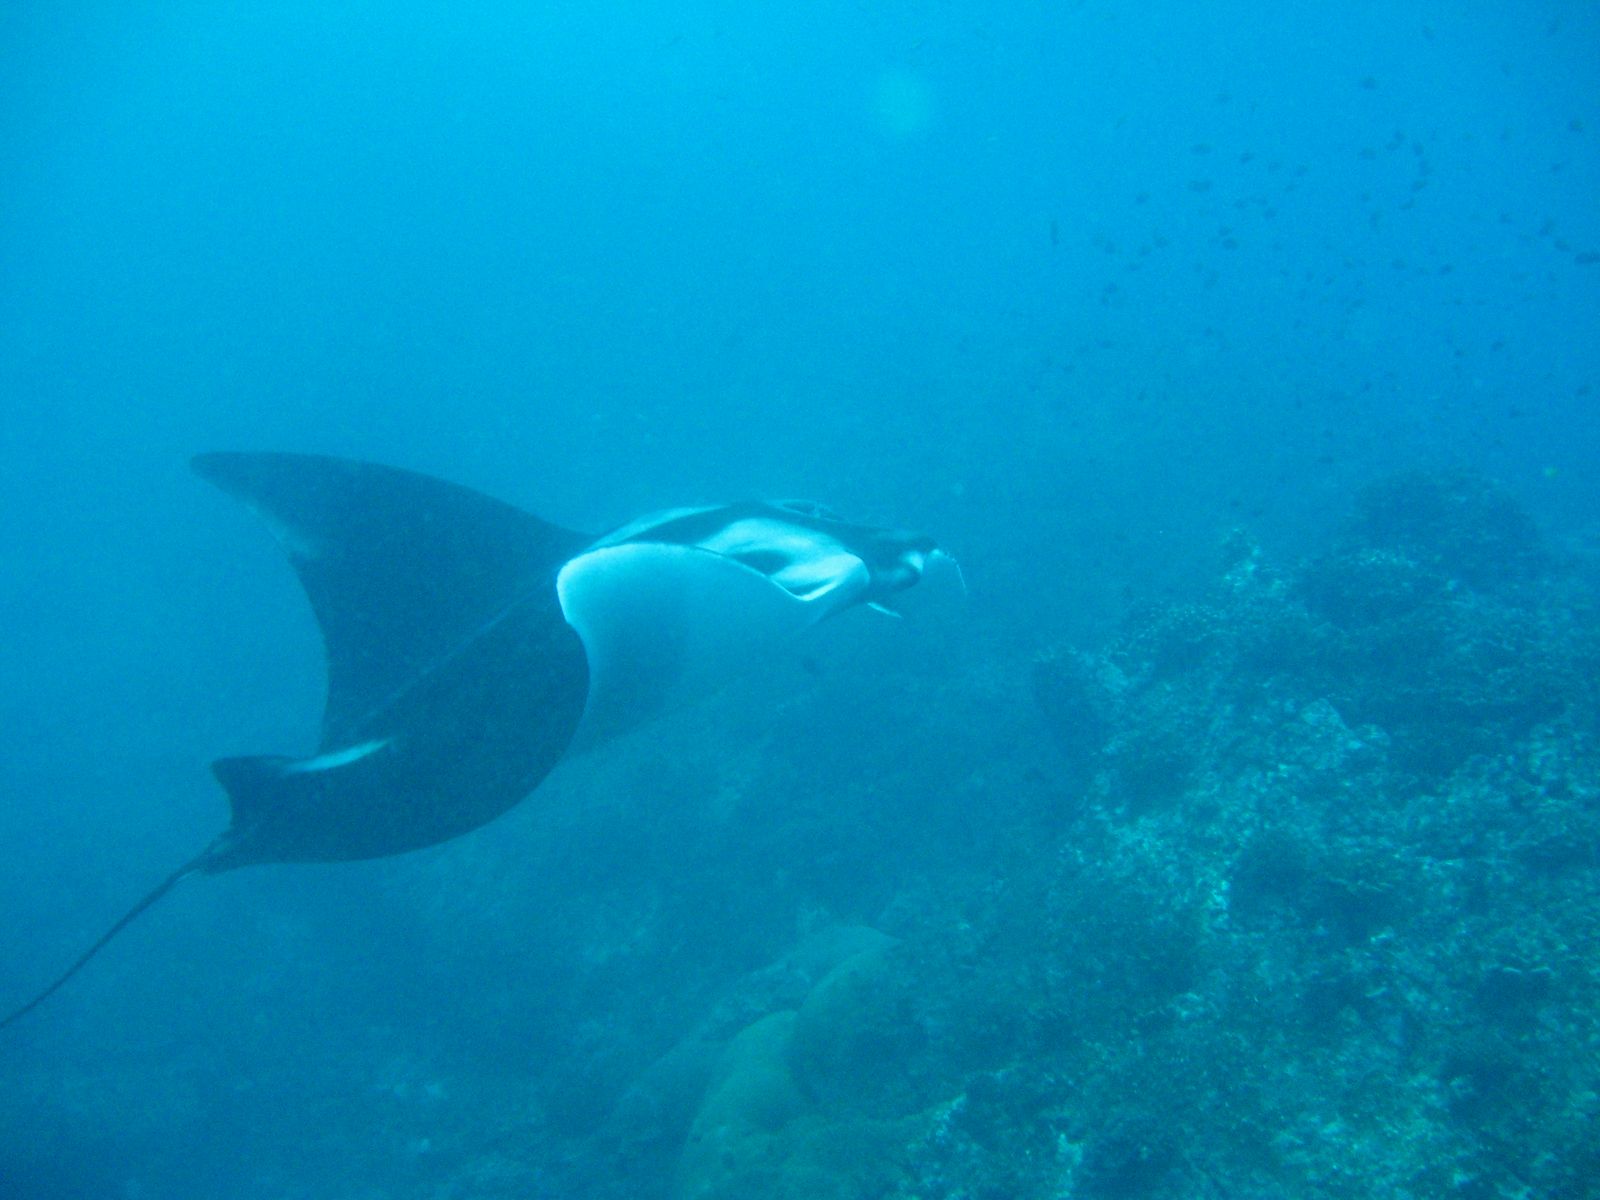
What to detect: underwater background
<box><xmin>2</xmin><ymin>2</ymin><xmax>1598</xmax><ymax>1197</ymax></box>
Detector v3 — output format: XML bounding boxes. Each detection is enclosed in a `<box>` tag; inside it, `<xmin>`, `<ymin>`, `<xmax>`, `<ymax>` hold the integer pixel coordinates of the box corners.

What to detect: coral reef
<box><xmin>635</xmin><ymin>469</ymin><xmax>1600</xmax><ymax>1198</ymax></box>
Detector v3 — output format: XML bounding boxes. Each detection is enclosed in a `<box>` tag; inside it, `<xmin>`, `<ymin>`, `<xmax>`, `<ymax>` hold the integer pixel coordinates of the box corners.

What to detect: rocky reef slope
<box><xmin>590</xmin><ymin>470</ymin><xmax>1600</xmax><ymax>1200</ymax></box>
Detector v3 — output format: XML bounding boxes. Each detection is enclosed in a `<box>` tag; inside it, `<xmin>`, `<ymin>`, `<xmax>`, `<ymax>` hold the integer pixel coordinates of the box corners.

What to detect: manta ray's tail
<box><xmin>0</xmin><ymin>846</ymin><xmax>217</xmax><ymax>1031</ymax></box>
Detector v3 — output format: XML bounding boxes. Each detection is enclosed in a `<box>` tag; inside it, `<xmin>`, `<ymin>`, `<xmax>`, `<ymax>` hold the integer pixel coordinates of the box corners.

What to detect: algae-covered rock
<box><xmin>672</xmin><ymin>928</ymin><xmax>937</xmax><ymax>1200</ymax></box>
<box><xmin>690</xmin><ymin>1010</ymin><xmax>804</xmax><ymax>1139</ymax></box>
<box><xmin>789</xmin><ymin>936</ymin><xmax>916</xmax><ymax>1116</ymax></box>
<box><xmin>607</xmin><ymin>924</ymin><xmax>905</xmax><ymax>1193</ymax></box>
<box><xmin>605</xmin><ymin>1033</ymin><xmax>725</xmax><ymax>1175</ymax></box>
<box><xmin>675</xmin><ymin>1010</ymin><xmax>804</xmax><ymax>1200</ymax></box>
<box><xmin>672</xmin><ymin>1003</ymin><xmax>912</xmax><ymax>1200</ymax></box>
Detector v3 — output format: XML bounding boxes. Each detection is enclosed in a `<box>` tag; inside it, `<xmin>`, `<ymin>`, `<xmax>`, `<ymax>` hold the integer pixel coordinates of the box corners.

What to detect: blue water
<box><xmin>2</xmin><ymin>4</ymin><xmax>1596</xmax><ymax>1197</ymax></box>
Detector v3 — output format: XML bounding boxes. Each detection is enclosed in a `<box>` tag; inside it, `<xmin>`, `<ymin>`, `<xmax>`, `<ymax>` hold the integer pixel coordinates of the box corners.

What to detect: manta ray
<box><xmin>0</xmin><ymin>452</ymin><xmax>958</xmax><ymax>1030</ymax></box>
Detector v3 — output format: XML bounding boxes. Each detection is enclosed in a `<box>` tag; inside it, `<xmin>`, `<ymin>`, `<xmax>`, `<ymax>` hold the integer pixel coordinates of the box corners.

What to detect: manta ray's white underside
<box><xmin>556</xmin><ymin>540</ymin><xmax>869</xmax><ymax>749</ymax></box>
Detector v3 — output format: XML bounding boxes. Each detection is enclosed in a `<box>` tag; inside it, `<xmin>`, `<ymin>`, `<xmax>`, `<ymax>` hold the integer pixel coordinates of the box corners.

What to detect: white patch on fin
<box><xmin>284</xmin><ymin>738</ymin><xmax>391</xmax><ymax>774</ymax></box>
<box><xmin>868</xmin><ymin>602</ymin><xmax>904</xmax><ymax>619</ymax></box>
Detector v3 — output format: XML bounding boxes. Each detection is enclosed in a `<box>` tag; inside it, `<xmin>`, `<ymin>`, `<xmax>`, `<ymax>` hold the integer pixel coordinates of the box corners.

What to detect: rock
<box><xmin>789</xmin><ymin>938</ymin><xmax>914</xmax><ymax>1115</ymax></box>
